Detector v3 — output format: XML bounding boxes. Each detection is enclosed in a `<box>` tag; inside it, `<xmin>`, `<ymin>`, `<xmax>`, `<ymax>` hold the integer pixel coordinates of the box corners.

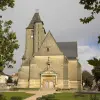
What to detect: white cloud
<box><xmin>78</xmin><ymin>45</ymin><xmax>100</xmax><ymax>73</ymax></box>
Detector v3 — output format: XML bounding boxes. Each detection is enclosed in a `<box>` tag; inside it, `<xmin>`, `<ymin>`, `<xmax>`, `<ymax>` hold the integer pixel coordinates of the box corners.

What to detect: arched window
<box><xmin>31</xmin><ymin>30</ymin><xmax>34</xmax><ymax>38</ymax></box>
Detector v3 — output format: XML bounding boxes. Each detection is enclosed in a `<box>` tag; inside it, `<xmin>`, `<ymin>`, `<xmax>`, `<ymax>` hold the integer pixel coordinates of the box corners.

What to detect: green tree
<box><xmin>87</xmin><ymin>57</ymin><xmax>100</xmax><ymax>83</ymax></box>
<box><xmin>80</xmin><ymin>0</ymin><xmax>100</xmax><ymax>85</ymax></box>
<box><xmin>0</xmin><ymin>0</ymin><xmax>19</xmax><ymax>72</ymax></box>
<box><xmin>14</xmin><ymin>79</ymin><xmax>18</xmax><ymax>86</ymax></box>
<box><xmin>0</xmin><ymin>0</ymin><xmax>15</xmax><ymax>11</ymax></box>
<box><xmin>0</xmin><ymin>20</ymin><xmax>19</xmax><ymax>71</ymax></box>
<box><xmin>79</xmin><ymin>0</ymin><xmax>100</xmax><ymax>43</ymax></box>
<box><xmin>79</xmin><ymin>0</ymin><xmax>100</xmax><ymax>24</ymax></box>
<box><xmin>82</xmin><ymin>70</ymin><xmax>93</xmax><ymax>88</ymax></box>
<box><xmin>7</xmin><ymin>76</ymin><xmax>13</xmax><ymax>83</ymax></box>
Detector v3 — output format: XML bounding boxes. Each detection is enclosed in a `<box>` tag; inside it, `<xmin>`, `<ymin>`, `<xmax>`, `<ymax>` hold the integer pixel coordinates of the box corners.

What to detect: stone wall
<box><xmin>29</xmin><ymin>79</ymin><xmax>40</xmax><ymax>88</ymax></box>
<box><xmin>31</xmin><ymin>56</ymin><xmax>65</xmax><ymax>79</ymax></box>
<box><xmin>18</xmin><ymin>79</ymin><xmax>28</xmax><ymax>88</ymax></box>
<box><xmin>24</xmin><ymin>29</ymin><xmax>33</xmax><ymax>59</ymax></box>
<box><xmin>68</xmin><ymin>59</ymin><xmax>82</xmax><ymax>89</ymax></box>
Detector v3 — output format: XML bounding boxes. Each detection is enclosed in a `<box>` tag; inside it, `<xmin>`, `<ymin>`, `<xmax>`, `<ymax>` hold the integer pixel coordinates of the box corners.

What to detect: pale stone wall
<box><xmin>77</xmin><ymin>62</ymin><xmax>82</xmax><ymax>89</ymax></box>
<box><xmin>56</xmin><ymin>80</ymin><xmax>69</xmax><ymax>89</ymax></box>
<box><xmin>30</xmin><ymin>64</ymin><xmax>41</xmax><ymax>79</ymax></box>
<box><xmin>56</xmin><ymin>80</ymin><xmax>63</xmax><ymax>88</ymax></box>
<box><xmin>68</xmin><ymin>81</ymin><xmax>81</xmax><ymax>89</ymax></box>
<box><xmin>63</xmin><ymin>59</ymin><xmax>68</xmax><ymax>88</ymax></box>
<box><xmin>18</xmin><ymin>66</ymin><xmax>29</xmax><ymax>79</ymax></box>
<box><xmin>63</xmin><ymin>80</ymin><xmax>69</xmax><ymax>88</ymax></box>
<box><xmin>34</xmin><ymin>32</ymin><xmax>63</xmax><ymax>56</ymax></box>
<box><xmin>24</xmin><ymin>29</ymin><xmax>33</xmax><ymax>59</ymax></box>
<box><xmin>29</xmin><ymin>79</ymin><xmax>40</xmax><ymax>88</ymax></box>
<box><xmin>18</xmin><ymin>79</ymin><xmax>28</xmax><ymax>88</ymax></box>
<box><xmin>18</xmin><ymin>66</ymin><xmax>29</xmax><ymax>88</ymax></box>
<box><xmin>30</xmin><ymin>56</ymin><xmax>68</xmax><ymax>88</ymax></box>
<box><xmin>34</xmin><ymin>23</ymin><xmax>45</xmax><ymax>53</ymax></box>
<box><xmin>68</xmin><ymin>59</ymin><xmax>82</xmax><ymax>89</ymax></box>
<box><xmin>31</xmin><ymin>56</ymin><xmax>65</xmax><ymax>79</ymax></box>
<box><xmin>68</xmin><ymin>60</ymin><xmax>78</xmax><ymax>81</ymax></box>
<box><xmin>18</xmin><ymin>57</ymin><xmax>81</xmax><ymax>89</ymax></box>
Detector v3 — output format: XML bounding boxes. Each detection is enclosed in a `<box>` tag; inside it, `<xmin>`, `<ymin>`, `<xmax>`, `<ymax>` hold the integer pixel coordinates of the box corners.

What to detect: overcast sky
<box><xmin>0</xmin><ymin>0</ymin><xmax>100</xmax><ymax>75</ymax></box>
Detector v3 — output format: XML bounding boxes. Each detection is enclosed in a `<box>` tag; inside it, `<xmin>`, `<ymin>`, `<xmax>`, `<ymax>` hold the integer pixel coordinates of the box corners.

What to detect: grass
<box><xmin>54</xmin><ymin>92</ymin><xmax>100</xmax><ymax>100</ymax></box>
<box><xmin>2</xmin><ymin>92</ymin><xmax>34</xmax><ymax>100</ymax></box>
<box><xmin>17</xmin><ymin>88</ymin><xmax>39</xmax><ymax>90</ymax></box>
<box><xmin>10</xmin><ymin>88</ymin><xmax>39</xmax><ymax>91</ymax></box>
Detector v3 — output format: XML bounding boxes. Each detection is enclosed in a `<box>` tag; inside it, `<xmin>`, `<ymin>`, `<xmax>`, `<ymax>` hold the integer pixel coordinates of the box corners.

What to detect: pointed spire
<box><xmin>26</xmin><ymin>10</ymin><xmax>43</xmax><ymax>29</ymax></box>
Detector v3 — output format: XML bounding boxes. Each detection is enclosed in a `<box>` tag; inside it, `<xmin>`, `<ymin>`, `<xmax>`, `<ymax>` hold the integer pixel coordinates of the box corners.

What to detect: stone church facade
<box><xmin>18</xmin><ymin>12</ymin><xmax>82</xmax><ymax>89</ymax></box>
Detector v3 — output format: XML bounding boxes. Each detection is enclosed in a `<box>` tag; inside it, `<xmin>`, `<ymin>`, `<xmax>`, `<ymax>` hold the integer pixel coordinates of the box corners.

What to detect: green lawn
<box><xmin>54</xmin><ymin>92</ymin><xmax>100</xmax><ymax>100</ymax></box>
<box><xmin>2</xmin><ymin>92</ymin><xmax>34</xmax><ymax>100</ymax></box>
<box><xmin>10</xmin><ymin>88</ymin><xmax>39</xmax><ymax>91</ymax></box>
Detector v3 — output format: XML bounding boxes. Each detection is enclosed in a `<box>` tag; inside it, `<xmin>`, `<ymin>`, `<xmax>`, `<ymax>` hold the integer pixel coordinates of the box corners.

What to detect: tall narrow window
<box><xmin>31</xmin><ymin>30</ymin><xmax>34</xmax><ymax>38</ymax></box>
<box><xmin>47</xmin><ymin>47</ymin><xmax>49</xmax><ymax>52</ymax></box>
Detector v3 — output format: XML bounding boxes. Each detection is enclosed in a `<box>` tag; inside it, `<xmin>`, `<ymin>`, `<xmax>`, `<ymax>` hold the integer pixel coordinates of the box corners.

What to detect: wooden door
<box><xmin>49</xmin><ymin>81</ymin><xmax>54</xmax><ymax>88</ymax></box>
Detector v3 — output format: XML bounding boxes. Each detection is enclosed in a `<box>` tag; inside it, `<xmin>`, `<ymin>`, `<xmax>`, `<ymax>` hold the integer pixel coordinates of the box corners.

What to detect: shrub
<box><xmin>9</xmin><ymin>88</ymin><xmax>19</xmax><ymax>91</ymax></box>
<box><xmin>36</xmin><ymin>94</ymin><xmax>59</xmax><ymax>100</ymax></box>
<box><xmin>56</xmin><ymin>88</ymin><xmax>61</xmax><ymax>91</ymax></box>
<box><xmin>90</xmin><ymin>95</ymin><xmax>99</xmax><ymax>100</ymax></box>
<box><xmin>36</xmin><ymin>97</ymin><xmax>42</xmax><ymax>100</ymax></box>
<box><xmin>0</xmin><ymin>94</ymin><xmax>7</xmax><ymax>100</ymax></box>
<box><xmin>7</xmin><ymin>76</ymin><xmax>13</xmax><ymax>83</ymax></box>
<box><xmin>10</xmin><ymin>96</ymin><xmax>22</xmax><ymax>100</ymax></box>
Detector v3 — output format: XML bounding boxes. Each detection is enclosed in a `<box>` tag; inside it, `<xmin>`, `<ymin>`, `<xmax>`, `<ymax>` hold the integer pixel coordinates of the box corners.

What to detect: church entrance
<box><xmin>40</xmin><ymin>71</ymin><xmax>57</xmax><ymax>89</ymax></box>
<box><xmin>43</xmin><ymin>80</ymin><xmax>54</xmax><ymax>88</ymax></box>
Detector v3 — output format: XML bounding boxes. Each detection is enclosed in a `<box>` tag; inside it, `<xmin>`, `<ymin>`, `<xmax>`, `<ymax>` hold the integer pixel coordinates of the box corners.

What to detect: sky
<box><xmin>0</xmin><ymin>0</ymin><xmax>100</xmax><ymax>75</ymax></box>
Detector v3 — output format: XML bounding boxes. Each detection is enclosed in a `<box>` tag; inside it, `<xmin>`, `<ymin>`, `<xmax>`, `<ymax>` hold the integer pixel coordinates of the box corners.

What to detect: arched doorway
<box><xmin>43</xmin><ymin>80</ymin><xmax>54</xmax><ymax>88</ymax></box>
<box><xmin>40</xmin><ymin>71</ymin><xmax>57</xmax><ymax>89</ymax></box>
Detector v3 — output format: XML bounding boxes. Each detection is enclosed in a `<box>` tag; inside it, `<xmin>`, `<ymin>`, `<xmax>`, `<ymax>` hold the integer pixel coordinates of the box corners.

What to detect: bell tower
<box><xmin>23</xmin><ymin>10</ymin><xmax>46</xmax><ymax>59</ymax></box>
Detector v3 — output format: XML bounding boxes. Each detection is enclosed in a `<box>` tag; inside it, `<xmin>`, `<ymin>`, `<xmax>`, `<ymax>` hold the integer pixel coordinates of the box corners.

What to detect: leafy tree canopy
<box><xmin>0</xmin><ymin>20</ymin><xmax>19</xmax><ymax>70</ymax></box>
<box><xmin>79</xmin><ymin>0</ymin><xmax>100</xmax><ymax>24</ymax></box>
<box><xmin>87</xmin><ymin>57</ymin><xmax>100</xmax><ymax>67</ymax></box>
<box><xmin>80</xmin><ymin>0</ymin><xmax>100</xmax><ymax>84</ymax></box>
<box><xmin>82</xmin><ymin>70</ymin><xmax>93</xmax><ymax>86</ymax></box>
<box><xmin>82</xmin><ymin>70</ymin><xmax>93</xmax><ymax>81</ymax></box>
<box><xmin>0</xmin><ymin>0</ymin><xmax>19</xmax><ymax>73</ymax></box>
<box><xmin>7</xmin><ymin>76</ymin><xmax>13</xmax><ymax>83</ymax></box>
<box><xmin>87</xmin><ymin>57</ymin><xmax>100</xmax><ymax>83</ymax></box>
<box><xmin>0</xmin><ymin>0</ymin><xmax>15</xmax><ymax>11</ymax></box>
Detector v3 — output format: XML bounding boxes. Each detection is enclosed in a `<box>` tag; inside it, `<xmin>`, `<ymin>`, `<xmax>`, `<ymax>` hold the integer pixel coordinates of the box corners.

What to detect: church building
<box><xmin>18</xmin><ymin>11</ymin><xmax>82</xmax><ymax>89</ymax></box>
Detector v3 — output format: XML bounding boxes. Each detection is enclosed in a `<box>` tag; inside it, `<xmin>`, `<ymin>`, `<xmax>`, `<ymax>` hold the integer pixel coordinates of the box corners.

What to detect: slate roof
<box><xmin>26</xmin><ymin>12</ymin><xmax>43</xmax><ymax>29</ymax></box>
<box><xmin>57</xmin><ymin>42</ymin><xmax>77</xmax><ymax>59</ymax></box>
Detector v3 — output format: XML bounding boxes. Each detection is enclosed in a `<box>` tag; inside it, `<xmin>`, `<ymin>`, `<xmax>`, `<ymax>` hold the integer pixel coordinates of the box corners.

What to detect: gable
<box><xmin>34</xmin><ymin>31</ymin><xmax>63</xmax><ymax>56</ymax></box>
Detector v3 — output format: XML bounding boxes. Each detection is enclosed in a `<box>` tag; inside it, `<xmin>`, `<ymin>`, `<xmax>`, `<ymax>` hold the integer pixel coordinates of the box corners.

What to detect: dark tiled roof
<box><xmin>26</xmin><ymin>12</ymin><xmax>43</xmax><ymax>29</ymax></box>
<box><xmin>57</xmin><ymin>42</ymin><xmax>77</xmax><ymax>58</ymax></box>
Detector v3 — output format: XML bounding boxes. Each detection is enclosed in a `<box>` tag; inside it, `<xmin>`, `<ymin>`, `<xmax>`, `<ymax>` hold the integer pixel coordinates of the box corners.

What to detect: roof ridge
<box><xmin>57</xmin><ymin>41</ymin><xmax>77</xmax><ymax>43</ymax></box>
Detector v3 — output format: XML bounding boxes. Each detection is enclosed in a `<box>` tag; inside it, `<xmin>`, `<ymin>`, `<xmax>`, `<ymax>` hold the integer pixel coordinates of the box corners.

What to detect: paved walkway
<box><xmin>24</xmin><ymin>89</ymin><xmax>58</xmax><ymax>100</ymax></box>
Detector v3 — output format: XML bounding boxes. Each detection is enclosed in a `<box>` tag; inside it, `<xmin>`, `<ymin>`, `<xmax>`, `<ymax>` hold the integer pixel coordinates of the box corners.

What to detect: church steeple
<box><xmin>26</xmin><ymin>11</ymin><xmax>43</xmax><ymax>29</ymax></box>
<box><xmin>24</xmin><ymin>11</ymin><xmax>46</xmax><ymax>59</ymax></box>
